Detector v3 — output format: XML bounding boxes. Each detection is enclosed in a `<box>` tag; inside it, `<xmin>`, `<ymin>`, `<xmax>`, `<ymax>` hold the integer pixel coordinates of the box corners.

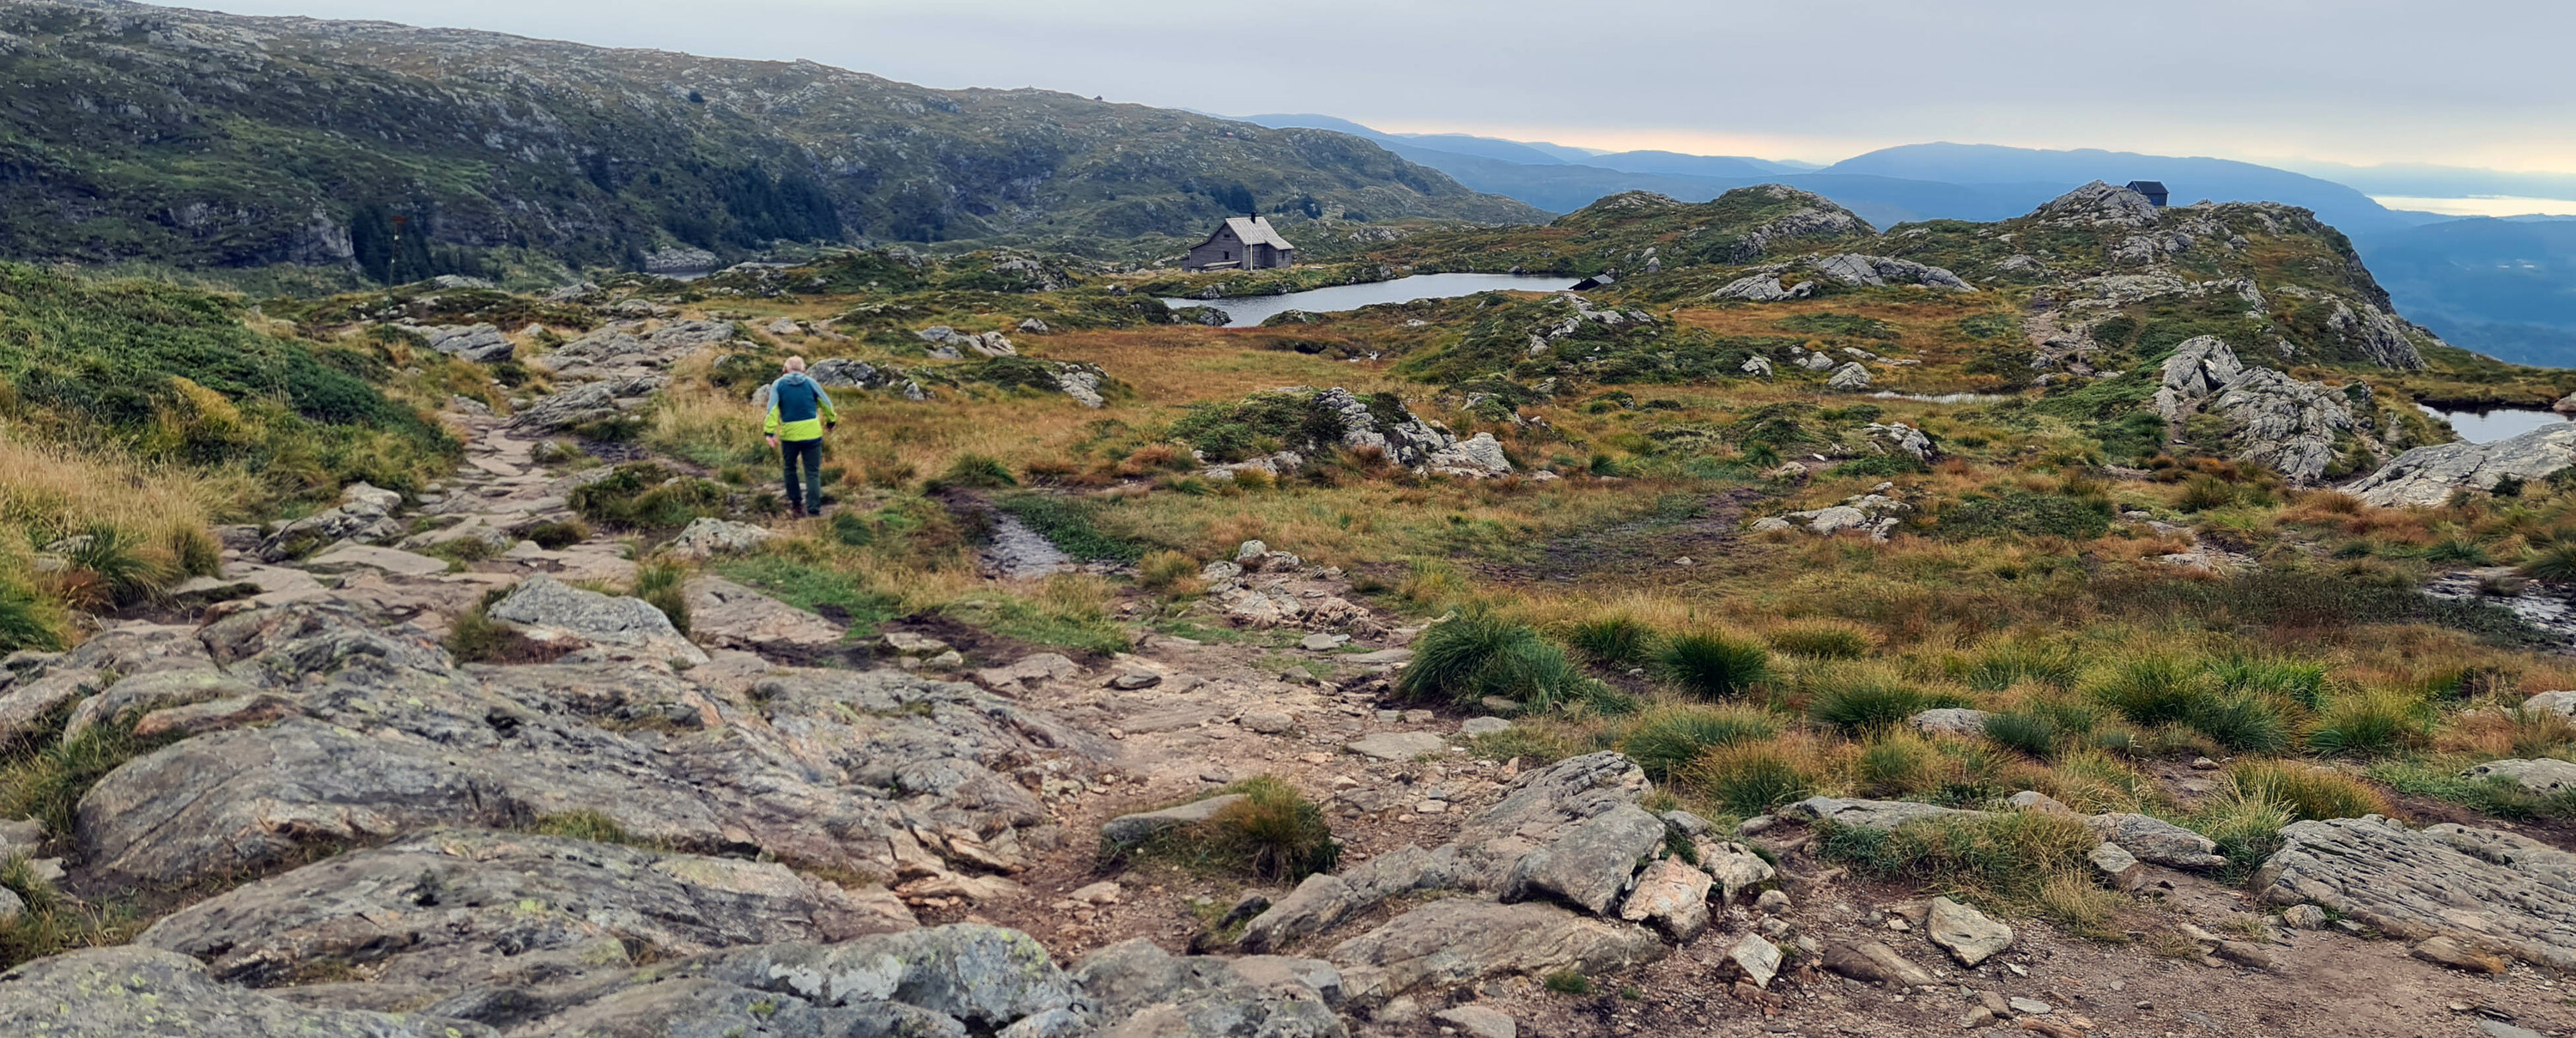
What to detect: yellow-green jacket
<box><xmin>762</xmin><ymin>373</ymin><xmax>839</xmax><ymax>441</ymax></box>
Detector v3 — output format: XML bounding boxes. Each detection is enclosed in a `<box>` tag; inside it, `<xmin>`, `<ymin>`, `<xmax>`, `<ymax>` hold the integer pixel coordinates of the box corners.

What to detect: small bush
<box><xmin>2226</xmin><ymin>762</ymin><xmax>2390</xmax><ymax>822</ymax></box>
<box><xmin>1543</xmin><ymin>970</ymin><xmax>1593</xmax><ymax>995</ymax></box>
<box><xmin>2306</xmin><ymin>689</ymin><xmax>2429</xmax><ymax>757</ymax></box>
<box><xmin>633</xmin><ymin>561</ymin><xmax>691</xmax><ymax>636</ymax></box>
<box><xmin>60</xmin><ymin>523</ymin><xmax>170</xmax><ymax>609</ymax></box>
<box><xmin>1621</xmin><ymin>705</ymin><xmax>1778</xmax><ymax>780</ymax></box>
<box><xmin>2190</xmin><ymin>692</ymin><xmax>2291</xmax><ymax>754</ymax></box>
<box><xmin>1656</xmin><ymin>630</ymin><xmax>1770</xmax><ymax>701</ymax></box>
<box><xmin>2091</xmin><ymin>654</ymin><xmax>2215</xmax><ymax>726</ymax></box>
<box><xmin>1565</xmin><ymin>614</ymin><xmax>1659</xmax><ymax>666</ymax></box>
<box><xmin>1137</xmin><ymin>550</ymin><xmax>1201</xmax><ymax>593</ymax></box>
<box><xmin>526</xmin><ymin>810</ymin><xmax>655</xmax><ymax>847</ymax></box>
<box><xmin>1770</xmin><ymin>622</ymin><xmax>1871</xmax><ymax>660</ymax></box>
<box><xmin>2178</xmin><ymin>475</ymin><xmax>2237</xmax><ymax>512</ymax></box>
<box><xmin>940</xmin><ymin>453</ymin><xmax>1018</xmax><ymax>489</ymax></box>
<box><xmin>1118</xmin><ymin>776</ymin><xmax>1340</xmax><ymax>883</ymax></box>
<box><xmin>519</xmin><ymin>519</ymin><xmax>591</xmax><ymax>550</ymax></box>
<box><xmin>0</xmin><ymin>710</ymin><xmax>182</xmax><ymax>845</ymax></box>
<box><xmin>1952</xmin><ymin>638</ymin><xmax>2078</xmax><ymax>690</ymax></box>
<box><xmin>1984</xmin><ymin>710</ymin><xmax>2063</xmax><ymax>760</ymax></box>
<box><xmin>1818</xmin><ymin>810</ymin><xmax>2100</xmax><ymax>900</ymax></box>
<box><xmin>1398</xmin><ymin>610</ymin><xmax>1593</xmax><ymax>711</ymax></box>
<box><xmin>1683</xmin><ymin>743</ymin><xmax>1818</xmax><ymax>816</ymax></box>
<box><xmin>2187</xmin><ymin>789</ymin><xmax>2296</xmax><ymax>876</ymax></box>
<box><xmin>570</xmin><ymin>463</ymin><xmax>728</xmax><ymax>530</ymax></box>
<box><xmin>1808</xmin><ymin>679</ymin><xmax>1935</xmax><ymax>736</ymax></box>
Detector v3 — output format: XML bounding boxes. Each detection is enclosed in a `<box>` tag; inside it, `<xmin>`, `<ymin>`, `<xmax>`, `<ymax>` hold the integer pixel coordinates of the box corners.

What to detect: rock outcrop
<box><xmin>2151</xmin><ymin>336</ymin><xmax>2358</xmax><ymax>483</ymax></box>
<box><xmin>2348</xmin><ymin>422</ymin><xmax>2576</xmax><ymax>507</ymax></box>
<box><xmin>0</xmin><ymin>947</ymin><xmax>496</xmax><ymax>1037</ymax></box>
<box><xmin>2257</xmin><ymin>816</ymin><xmax>2576</xmax><ymax>969</ymax></box>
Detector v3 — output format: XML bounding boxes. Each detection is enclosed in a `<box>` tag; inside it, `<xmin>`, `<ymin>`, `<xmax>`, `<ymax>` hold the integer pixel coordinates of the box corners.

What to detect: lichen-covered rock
<box><xmin>259</xmin><ymin>482</ymin><xmax>406</xmax><ymax>560</ymax></box>
<box><xmin>1618</xmin><ymin>858</ymin><xmax>1713</xmax><ymax>940</ymax></box>
<box><xmin>2349</xmin><ymin>422</ymin><xmax>2576</xmax><ymax>507</ymax></box>
<box><xmin>682</xmin><ymin>576</ymin><xmax>845</xmax><ymax>653</ymax></box>
<box><xmin>507</xmin><ymin>374</ymin><xmax>667</xmax><ymax>432</ymax></box>
<box><xmin>139</xmin><ymin>829</ymin><xmax>913</xmax><ymax>992</ymax></box>
<box><xmin>2461</xmin><ymin>758</ymin><xmax>2576</xmax><ymax>794</ymax></box>
<box><xmin>0</xmin><ymin>946</ymin><xmax>498</xmax><ymax>1037</ymax></box>
<box><xmin>1807</xmin><ymin>253</ymin><xmax>1973</xmax><ymax>291</ymax></box>
<box><xmin>1498</xmin><ymin>803</ymin><xmax>1665</xmax><ymax>916</ymax></box>
<box><xmin>1827</xmin><ymin>361</ymin><xmax>1873</xmax><ymax>391</ymax></box>
<box><xmin>2038</xmin><ymin>181</ymin><xmax>2161</xmax><ymax>228</ymax></box>
<box><xmin>1779</xmin><ymin>796</ymin><xmax>1984</xmax><ymax>831</ymax></box>
<box><xmin>489</xmin><ymin>574</ymin><xmax>709</xmax><ymax>665</ymax></box>
<box><xmin>2146</xmin><ymin>336</ymin><xmax>2357</xmax><ymax>483</ymax></box>
<box><xmin>1925</xmin><ymin>896</ymin><xmax>2014</xmax><ymax>966</ymax></box>
<box><xmin>1327</xmin><ymin>898</ymin><xmax>1667</xmax><ymax>1005</ymax></box>
<box><xmin>2087</xmin><ymin>812</ymin><xmax>2227</xmax><ymax>870</ymax></box>
<box><xmin>420</xmin><ymin>323</ymin><xmax>515</xmax><ymax>363</ymax></box>
<box><xmin>2258</xmin><ymin>816</ymin><xmax>2576</xmax><ymax>969</ymax></box>
<box><xmin>663</xmin><ymin>517</ymin><xmax>775</xmax><ymax>560</ymax></box>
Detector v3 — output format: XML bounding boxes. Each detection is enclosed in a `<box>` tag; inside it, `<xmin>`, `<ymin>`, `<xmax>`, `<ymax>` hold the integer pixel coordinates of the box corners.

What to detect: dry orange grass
<box><xmin>0</xmin><ymin>426</ymin><xmax>251</xmax><ymax>551</ymax></box>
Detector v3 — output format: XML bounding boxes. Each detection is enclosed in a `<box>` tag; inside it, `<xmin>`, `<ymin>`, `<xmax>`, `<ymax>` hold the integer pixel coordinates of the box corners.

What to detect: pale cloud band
<box><xmin>200</xmin><ymin>0</ymin><xmax>2576</xmax><ymax>174</ymax></box>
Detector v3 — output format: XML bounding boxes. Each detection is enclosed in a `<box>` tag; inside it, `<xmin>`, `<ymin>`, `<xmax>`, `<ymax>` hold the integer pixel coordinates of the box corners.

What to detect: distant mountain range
<box><xmin>0</xmin><ymin>1</ymin><xmax>1540</xmax><ymax>276</ymax></box>
<box><xmin>1242</xmin><ymin>115</ymin><xmax>2576</xmax><ymax>367</ymax></box>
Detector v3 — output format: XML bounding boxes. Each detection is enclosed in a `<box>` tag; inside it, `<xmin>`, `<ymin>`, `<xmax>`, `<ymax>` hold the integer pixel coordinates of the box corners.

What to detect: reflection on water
<box><xmin>2421</xmin><ymin>406</ymin><xmax>2570</xmax><ymax>444</ymax></box>
<box><xmin>1163</xmin><ymin>273</ymin><xmax>1578</xmax><ymax>328</ymax></box>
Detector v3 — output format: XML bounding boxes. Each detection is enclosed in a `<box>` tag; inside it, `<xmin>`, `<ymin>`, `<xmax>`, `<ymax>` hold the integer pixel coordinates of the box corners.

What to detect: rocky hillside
<box><xmin>0</xmin><ymin>0</ymin><xmax>1540</xmax><ymax>277</ymax></box>
<box><xmin>9</xmin><ymin>176</ymin><xmax>2576</xmax><ymax>1036</ymax></box>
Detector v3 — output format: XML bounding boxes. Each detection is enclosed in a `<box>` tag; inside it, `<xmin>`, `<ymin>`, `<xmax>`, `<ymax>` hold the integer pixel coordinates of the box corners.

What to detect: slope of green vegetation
<box><xmin>0</xmin><ymin>1</ymin><xmax>1540</xmax><ymax>277</ymax></box>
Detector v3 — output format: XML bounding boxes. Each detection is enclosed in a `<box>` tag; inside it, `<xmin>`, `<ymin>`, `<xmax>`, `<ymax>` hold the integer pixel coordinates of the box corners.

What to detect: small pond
<box><xmin>2420</xmin><ymin>406</ymin><xmax>2570</xmax><ymax>444</ymax></box>
<box><xmin>1162</xmin><ymin>273</ymin><xmax>1578</xmax><ymax>328</ymax></box>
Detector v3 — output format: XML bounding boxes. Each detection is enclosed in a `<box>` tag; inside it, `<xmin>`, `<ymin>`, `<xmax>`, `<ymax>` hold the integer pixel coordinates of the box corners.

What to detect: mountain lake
<box><xmin>1162</xmin><ymin>273</ymin><xmax>1578</xmax><ymax>327</ymax></box>
<box><xmin>2421</xmin><ymin>405</ymin><xmax>2569</xmax><ymax>443</ymax></box>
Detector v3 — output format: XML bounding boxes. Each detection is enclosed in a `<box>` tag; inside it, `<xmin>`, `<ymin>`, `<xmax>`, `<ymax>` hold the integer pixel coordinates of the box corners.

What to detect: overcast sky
<box><xmin>198</xmin><ymin>0</ymin><xmax>2576</xmax><ymax>173</ymax></box>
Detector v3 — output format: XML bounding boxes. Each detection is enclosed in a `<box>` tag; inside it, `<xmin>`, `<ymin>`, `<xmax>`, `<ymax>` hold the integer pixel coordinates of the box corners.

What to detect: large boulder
<box><xmin>1071</xmin><ymin>938</ymin><xmax>1346</xmax><ymax>1037</ymax></box>
<box><xmin>137</xmin><ymin>829</ymin><xmax>912</xmax><ymax>992</ymax></box>
<box><xmin>419</xmin><ymin>324</ymin><xmax>515</xmax><ymax>363</ymax></box>
<box><xmin>681</xmin><ymin>576</ymin><xmax>845</xmax><ymax>655</ymax></box>
<box><xmin>0</xmin><ymin>946</ymin><xmax>497</xmax><ymax>1037</ymax></box>
<box><xmin>1498</xmin><ymin>803</ymin><xmax>1666</xmax><ymax>916</ymax></box>
<box><xmin>2150</xmin><ymin>337</ymin><xmax>2356</xmax><ymax>483</ymax></box>
<box><xmin>2258</xmin><ymin>816</ymin><xmax>2576</xmax><ymax>969</ymax></box>
<box><xmin>259</xmin><ymin>482</ymin><xmax>406</xmax><ymax>560</ymax></box>
<box><xmin>88</xmin><ymin>601</ymin><xmax>1106</xmax><ymax>893</ymax></box>
<box><xmin>488</xmin><ymin>574</ymin><xmax>709</xmax><ymax>665</ymax></box>
<box><xmin>2087</xmin><ymin>812</ymin><xmax>2227</xmax><ymax>870</ymax></box>
<box><xmin>507</xmin><ymin>375</ymin><xmax>667</xmax><ymax>433</ymax></box>
<box><xmin>2349</xmin><ymin>422</ymin><xmax>2576</xmax><ymax>507</ymax></box>
<box><xmin>1780</xmin><ymin>796</ymin><xmax>1984</xmax><ymax>831</ymax></box>
<box><xmin>1327</xmin><ymin>898</ymin><xmax>1667</xmax><ymax>1005</ymax></box>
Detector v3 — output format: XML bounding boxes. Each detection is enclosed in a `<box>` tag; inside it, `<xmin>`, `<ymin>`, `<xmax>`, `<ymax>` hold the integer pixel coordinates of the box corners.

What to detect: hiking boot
<box><xmin>787</xmin><ymin>503</ymin><xmax>806</xmax><ymax>519</ymax></box>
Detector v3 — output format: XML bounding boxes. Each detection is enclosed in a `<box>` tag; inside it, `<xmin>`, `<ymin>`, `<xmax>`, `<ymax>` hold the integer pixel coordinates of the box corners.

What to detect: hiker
<box><xmin>762</xmin><ymin>355</ymin><xmax>839</xmax><ymax>518</ymax></box>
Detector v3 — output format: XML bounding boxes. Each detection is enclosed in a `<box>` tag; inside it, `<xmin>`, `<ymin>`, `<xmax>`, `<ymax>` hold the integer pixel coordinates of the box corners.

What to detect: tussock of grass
<box><xmin>2306</xmin><ymin>689</ymin><xmax>2431</xmax><ymax>757</ymax></box>
<box><xmin>939</xmin><ymin>453</ymin><xmax>1018</xmax><ymax>489</ymax></box>
<box><xmin>0</xmin><ymin>709</ymin><xmax>182</xmax><ymax>849</ymax></box>
<box><xmin>1620</xmin><ymin>704</ymin><xmax>1777</xmax><ymax>780</ymax></box>
<box><xmin>2225</xmin><ymin>761</ymin><xmax>2390</xmax><ymax>822</ymax></box>
<box><xmin>525</xmin><ymin>810</ymin><xmax>661</xmax><ymax>847</ymax></box>
<box><xmin>570</xmin><ymin>463</ymin><xmax>729</xmax><ymax>531</ymax></box>
<box><xmin>1818</xmin><ymin>810</ymin><xmax>2102</xmax><ymax>901</ymax></box>
<box><xmin>1682</xmin><ymin>741</ymin><xmax>1820</xmax><ymax>816</ymax></box>
<box><xmin>633</xmin><ymin>560</ymin><xmax>692</xmax><ymax>636</ymax></box>
<box><xmin>1398</xmin><ymin>609</ymin><xmax>1594</xmax><ymax>711</ymax></box>
<box><xmin>1115</xmin><ymin>775</ymin><xmax>1340</xmax><ymax>883</ymax></box>
<box><xmin>1564</xmin><ymin>614</ymin><xmax>1658</xmax><ymax>667</ymax></box>
<box><xmin>1656</xmin><ymin>630</ymin><xmax>1769</xmax><ymax>701</ymax></box>
<box><xmin>1769</xmin><ymin>622</ymin><xmax>1871</xmax><ymax>660</ymax></box>
<box><xmin>1136</xmin><ymin>550</ymin><xmax>1201</xmax><ymax>593</ymax></box>
<box><xmin>1808</xmin><ymin>677</ymin><xmax>1947</xmax><ymax>736</ymax></box>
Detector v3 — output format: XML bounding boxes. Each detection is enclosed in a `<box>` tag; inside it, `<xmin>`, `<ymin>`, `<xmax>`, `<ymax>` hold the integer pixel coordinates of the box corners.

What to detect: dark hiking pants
<box><xmin>781</xmin><ymin>437</ymin><xmax>823</xmax><ymax>513</ymax></box>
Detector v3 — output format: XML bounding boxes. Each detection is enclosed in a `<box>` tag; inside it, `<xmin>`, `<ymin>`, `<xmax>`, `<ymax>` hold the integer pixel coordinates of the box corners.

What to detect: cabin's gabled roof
<box><xmin>1211</xmin><ymin>215</ymin><xmax>1295</xmax><ymax>251</ymax></box>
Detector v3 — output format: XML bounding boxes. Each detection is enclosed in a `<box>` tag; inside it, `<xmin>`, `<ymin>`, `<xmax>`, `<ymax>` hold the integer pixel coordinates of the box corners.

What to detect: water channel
<box><xmin>1161</xmin><ymin>273</ymin><xmax>1577</xmax><ymax>328</ymax></box>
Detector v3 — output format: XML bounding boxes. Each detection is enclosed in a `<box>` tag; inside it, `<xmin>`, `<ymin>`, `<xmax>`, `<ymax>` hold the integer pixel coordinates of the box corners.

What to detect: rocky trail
<box><xmin>3</xmin><ymin>377</ymin><xmax>2575</xmax><ymax>1037</ymax></box>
